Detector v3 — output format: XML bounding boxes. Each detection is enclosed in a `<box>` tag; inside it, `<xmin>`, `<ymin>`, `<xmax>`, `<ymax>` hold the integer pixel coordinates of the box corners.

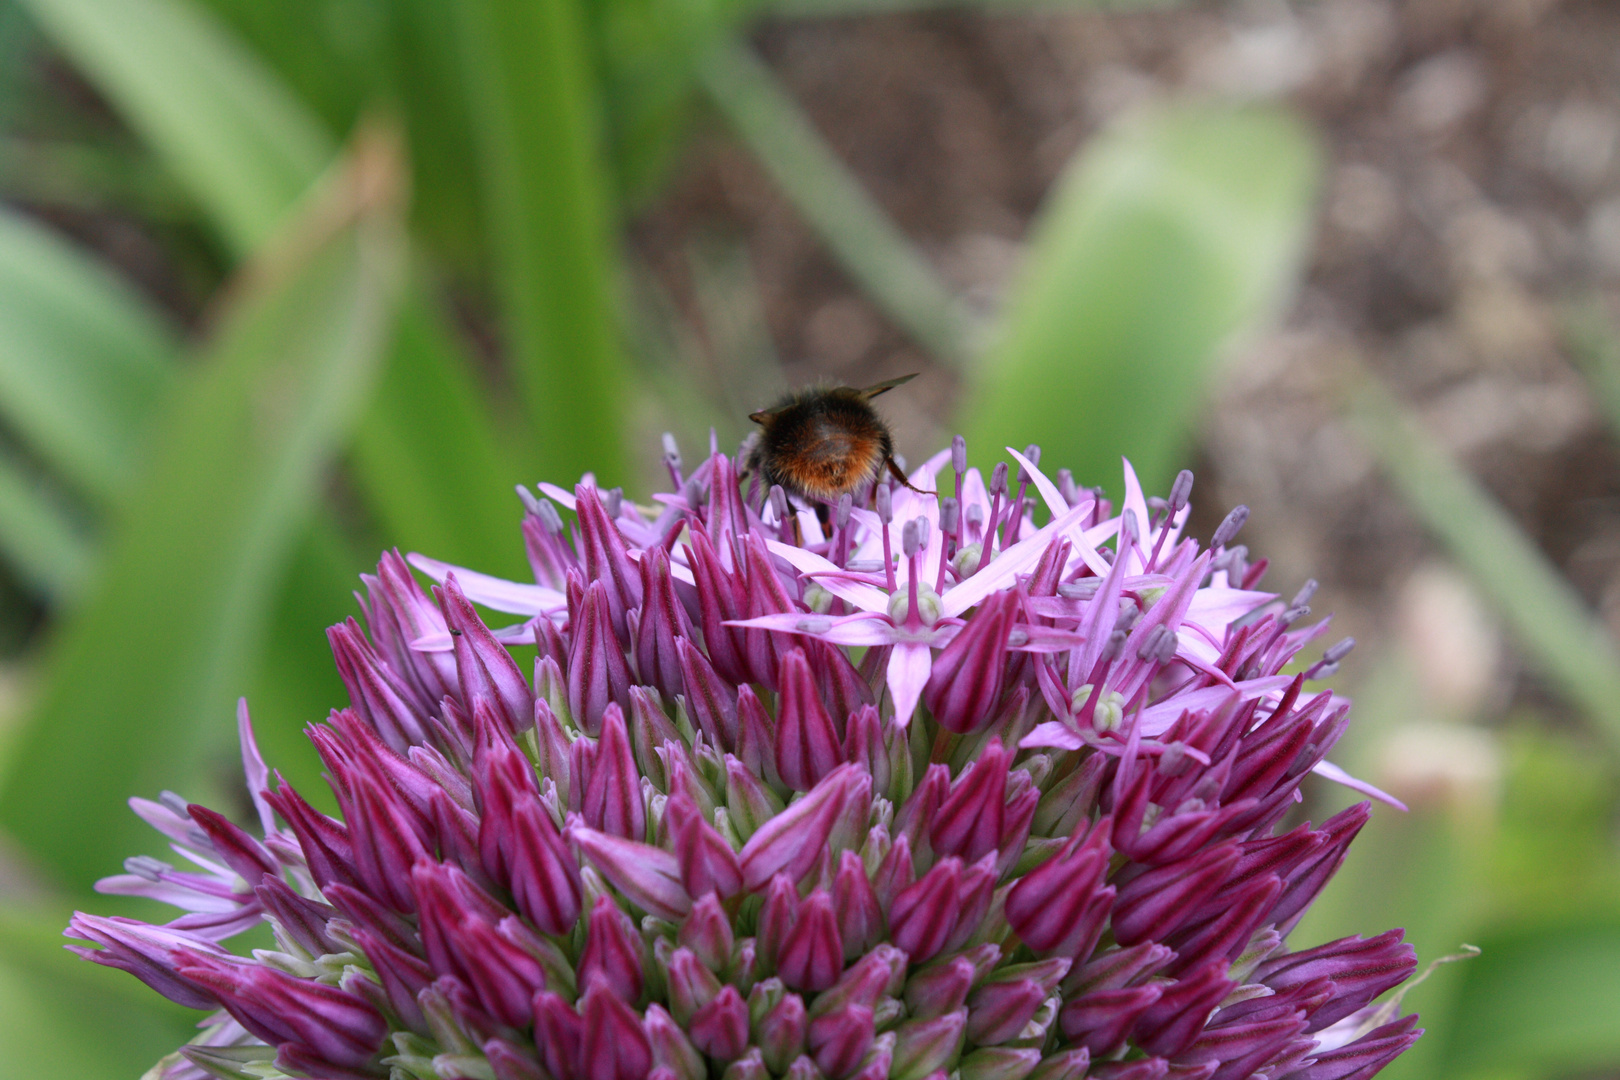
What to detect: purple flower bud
<box><xmin>842</xmin><ymin>704</ymin><xmax>889</xmax><ymax>794</ymax></box>
<box><xmin>776</xmin><ymin>648</ymin><xmax>845</xmax><ymax>792</ymax></box>
<box><xmin>677</xmin><ymin>636</ymin><xmax>739</xmax><ymax>751</ymax></box>
<box><xmin>809</xmin><ymin>1001</ymin><xmax>876</xmax><ymax>1079</ymax></box>
<box><xmin>736</xmin><ymin>683</ymin><xmax>781</xmax><ymax>787</ymax></box>
<box><xmin>174</xmin><ymin>950</ymin><xmax>386</xmax><ymax>1067</ymax></box>
<box><xmin>344</xmin><ymin>771</ymin><xmax>429</xmax><ymax>913</ymax></box>
<box><xmin>757</xmin><ymin>873</ymin><xmax>800</xmax><ymax>972</ymax></box>
<box><xmin>889</xmin><ymin>857</ymin><xmax>963</xmax><ymax>964</ymax></box>
<box><xmin>1272</xmin><ymin>802</ymin><xmax>1370</xmax><ymax>935</ymax></box>
<box><xmin>740</xmin><ymin>765</ymin><xmax>855</xmax><ymax>890</ymax></box>
<box><xmin>581</xmin><ymin>703</ymin><xmax>646</xmax><ymax>840</ymax></box>
<box><xmin>665</xmin><ymin>945</ymin><xmax>723</xmax><ymax>1024</ymax></box>
<box><xmin>568</xmin><ymin>582</ymin><xmax>635</xmax><ymax>736</ymax></box>
<box><xmin>930</xmin><ymin>738</ymin><xmax>1009</xmax><ymax>862</ymax></box>
<box><xmin>758</xmin><ymin>991</ymin><xmax>810</xmax><ymax>1072</ymax></box>
<box><xmin>959</xmin><ymin>1048</ymin><xmax>1043</xmax><ymax>1080</ymax></box>
<box><xmin>965</xmin><ymin>978</ymin><xmax>1045</xmax><ymax>1045</ymax></box>
<box><xmin>871</xmin><ymin>832</ymin><xmax>915</xmax><ymax>913</ymax></box>
<box><xmin>579</xmin><ymin>894</ymin><xmax>644</xmax><ymax>1003</ymax></box>
<box><xmin>441</xmin><ymin>575</ymin><xmax>535</xmax><ymax>737</ymax></box>
<box><xmin>1026</xmin><ymin>1048</ymin><xmax>1090</xmax><ymax>1080</ymax></box>
<box><xmin>569</xmin><ymin>825</ymin><xmax>692</xmax><ymax>922</ymax></box>
<box><xmin>575</xmin><ymin>484</ymin><xmax>643</xmax><ymax>643</ymax></box>
<box><xmin>486</xmin><ymin>1036</ymin><xmax>546</xmax><ymax>1080</ymax></box>
<box><xmin>725</xmin><ymin>1050</ymin><xmax>772</xmax><ymax>1080</ymax></box>
<box><xmin>1059</xmin><ymin>983</ymin><xmax>1163</xmax><ymax>1056</ymax></box>
<box><xmin>833</xmin><ymin>849</ymin><xmax>884</xmax><ymax>959</ymax></box>
<box><xmin>893</xmin><ymin>763</ymin><xmax>949</xmax><ymax>852</ymax></box>
<box><xmin>65</xmin><ymin>915</ymin><xmax>223</xmax><ymax>1010</ymax></box>
<box><xmin>1293</xmin><ymin>1015</ymin><xmax>1421</xmax><ymax>1080</ymax></box>
<box><xmin>1164</xmin><ymin>874</ymin><xmax>1282</xmax><ymax>977</ymax></box>
<box><xmin>362</xmin><ymin>551</ymin><xmax>457</xmax><ymax>705</ymax></box>
<box><xmin>724</xmin><ymin>752</ymin><xmax>785</xmax><ymax>840</ymax></box>
<box><xmin>925</xmin><ymin>590</ymin><xmax>1016</xmax><ymax>734</ymax></box>
<box><xmin>1112</xmin><ymin>842</ymin><xmax>1239</xmax><ymax>946</ymax></box>
<box><xmin>904</xmin><ymin>956</ymin><xmax>975</xmax><ymax>1019</ymax></box>
<box><xmin>778</xmin><ymin>889</ymin><xmax>845</xmax><ymax>991</ymax></box>
<box><xmin>185</xmin><ymin>803</ymin><xmax>277</xmax><ymax>884</ymax></box>
<box><xmin>458</xmin><ymin>916</ymin><xmax>550</xmax><ymax>1027</ymax></box>
<box><xmin>690</xmin><ymin>984</ymin><xmax>751</xmax><ymax>1061</ymax></box>
<box><xmin>328</xmin><ymin>619</ymin><xmax>429</xmax><ymax>751</ymax></box>
<box><xmin>891</xmin><ymin>1007</ymin><xmax>967</xmax><ymax>1080</ymax></box>
<box><xmin>686</xmin><ymin>529</ymin><xmax>750</xmax><ymax>686</ymax></box>
<box><xmin>1004</xmin><ymin>823</ymin><xmax>1110</xmax><ymax>955</ymax></box>
<box><xmin>644</xmin><ymin>1003</ymin><xmax>705</xmax><ymax>1080</ymax></box>
<box><xmin>264</xmin><ymin>777</ymin><xmax>360</xmax><ymax>895</ymax></box>
<box><xmin>1088</xmin><ymin>1060</ymin><xmax>1168</xmax><ymax>1080</ymax></box>
<box><xmin>1252</xmin><ymin>929</ymin><xmax>1417</xmax><ymax>1032</ymax></box>
<box><xmin>580</xmin><ymin>981</ymin><xmax>653</xmax><ymax>1080</ymax></box>
<box><xmin>848</xmin><ymin>1032</ymin><xmax>896</xmax><ymax>1080</ymax></box>
<box><xmin>1131</xmin><ymin>963</ymin><xmax>1236</xmax><ymax>1058</ymax></box>
<box><xmin>533</xmin><ymin>990</ymin><xmax>584</xmax><ymax>1080</ymax></box>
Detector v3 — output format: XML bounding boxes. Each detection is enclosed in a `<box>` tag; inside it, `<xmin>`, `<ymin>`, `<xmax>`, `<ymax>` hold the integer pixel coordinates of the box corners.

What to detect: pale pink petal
<box><xmin>886</xmin><ymin>642</ymin><xmax>933</xmax><ymax>727</ymax></box>
<box><xmin>1312</xmin><ymin>760</ymin><xmax>1409</xmax><ymax>811</ymax></box>
<box><xmin>1020</xmin><ymin>721</ymin><xmax>1086</xmax><ymax>750</ymax></box>
<box><xmin>1121</xmin><ymin>458</ymin><xmax>1152</xmax><ymax>575</ymax></box>
<box><xmin>625</xmin><ymin>545</ymin><xmax>696</xmax><ymax>586</ymax></box>
<box><xmin>1136</xmin><ymin>676</ymin><xmax>1296</xmax><ymax>737</ymax></box>
<box><xmin>1006</xmin><ymin>446</ymin><xmax>1068</xmax><ymax>521</ymax></box>
<box><xmin>766</xmin><ymin>539</ymin><xmax>889</xmax><ymax>612</ymax></box>
<box><xmin>236</xmin><ymin>700</ymin><xmax>276</xmax><ymax>837</ymax></box>
<box><xmin>538</xmin><ymin>483</ymin><xmax>577</xmax><ymax>510</ymax></box>
<box><xmin>408</xmin><ymin>553</ymin><xmax>564</xmax><ymax>616</ymax></box>
<box><xmin>725</xmin><ymin>612</ymin><xmax>901</xmax><ymax>648</ymax></box>
<box><xmin>942</xmin><ymin>500</ymin><xmax>1093</xmax><ymax>618</ymax></box>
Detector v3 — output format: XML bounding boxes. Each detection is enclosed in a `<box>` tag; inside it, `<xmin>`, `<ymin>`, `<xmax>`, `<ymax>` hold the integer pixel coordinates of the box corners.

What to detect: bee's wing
<box><xmin>857</xmin><ymin>373</ymin><xmax>919</xmax><ymax>399</ymax></box>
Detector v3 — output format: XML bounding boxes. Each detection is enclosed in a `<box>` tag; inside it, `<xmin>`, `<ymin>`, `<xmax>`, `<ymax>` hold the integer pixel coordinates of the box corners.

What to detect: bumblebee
<box><xmin>747</xmin><ymin>374</ymin><xmax>918</xmax><ymax>506</ymax></box>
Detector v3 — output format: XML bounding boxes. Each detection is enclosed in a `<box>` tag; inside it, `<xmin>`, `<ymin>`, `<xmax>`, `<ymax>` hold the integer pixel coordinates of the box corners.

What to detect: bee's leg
<box><xmin>813</xmin><ymin>501</ymin><xmax>832</xmax><ymax>532</ymax></box>
<box><xmin>884</xmin><ymin>456</ymin><xmax>933</xmax><ymax>496</ymax></box>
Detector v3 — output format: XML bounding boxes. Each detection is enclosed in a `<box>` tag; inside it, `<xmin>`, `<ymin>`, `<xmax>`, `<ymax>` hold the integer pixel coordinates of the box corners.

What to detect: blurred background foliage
<box><xmin>0</xmin><ymin>0</ymin><xmax>1618</xmax><ymax>1077</ymax></box>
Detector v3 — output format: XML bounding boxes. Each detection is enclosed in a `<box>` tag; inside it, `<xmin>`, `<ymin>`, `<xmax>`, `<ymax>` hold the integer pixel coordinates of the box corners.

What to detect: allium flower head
<box><xmin>70</xmin><ymin>435</ymin><xmax>1421</xmax><ymax>1080</ymax></box>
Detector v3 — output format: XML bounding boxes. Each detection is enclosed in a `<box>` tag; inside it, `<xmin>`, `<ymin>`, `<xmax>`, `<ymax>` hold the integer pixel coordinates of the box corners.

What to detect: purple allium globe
<box><xmin>69</xmin><ymin>437</ymin><xmax>1422</xmax><ymax>1080</ymax></box>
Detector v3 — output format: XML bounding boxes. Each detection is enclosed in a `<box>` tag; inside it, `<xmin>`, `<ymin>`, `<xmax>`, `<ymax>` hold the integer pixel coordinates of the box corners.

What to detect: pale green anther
<box><xmin>953</xmin><ymin>543</ymin><xmax>984</xmax><ymax>577</ymax></box>
<box><xmin>1139</xmin><ymin>585</ymin><xmax>1168</xmax><ymax>609</ymax></box>
<box><xmin>804</xmin><ymin>582</ymin><xmax>835</xmax><ymax>614</ymax></box>
<box><xmin>1069</xmin><ymin>683</ymin><xmax>1095</xmax><ymax>714</ymax></box>
<box><xmin>1094</xmin><ymin>690</ymin><xmax>1126</xmax><ymax>732</ymax></box>
<box><xmin>888</xmin><ymin>581</ymin><xmax>944</xmax><ymax>626</ymax></box>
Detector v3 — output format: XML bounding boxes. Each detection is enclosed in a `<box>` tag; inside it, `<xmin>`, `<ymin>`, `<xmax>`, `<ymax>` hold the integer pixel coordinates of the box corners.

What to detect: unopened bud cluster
<box><xmin>70</xmin><ymin>441</ymin><xmax>1419</xmax><ymax>1080</ymax></box>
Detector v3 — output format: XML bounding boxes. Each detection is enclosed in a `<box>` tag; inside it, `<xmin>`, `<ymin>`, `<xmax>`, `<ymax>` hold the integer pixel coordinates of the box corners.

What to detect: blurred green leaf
<box><xmin>22</xmin><ymin>0</ymin><xmax>530</xmax><ymax>575</ymax></box>
<box><xmin>455</xmin><ymin>0</ymin><xmax>631</xmax><ymax>486</ymax></box>
<box><xmin>0</xmin><ymin>449</ymin><xmax>93</xmax><ymax>600</ymax></box>
<box><xmin>351</xmin><ymin>291</ymin><xmax>530</xmax><ymax>578</ymax></box>
<box><xmin>0</xmin><ymin>905</ymin><xmax>194</xmax><ymax>1080</ymax></box>
<box><xmin>16</xmin><ymin>0</ymin><xmax>331</xmax><ymax>255</ymax></box>
<box><xmin>698</xmin><ymin>38</ymin><xmax>978</xmax><ymax>367</ymax></box>
<box><xmin>1444</xmin><ymin>921</ymin><xmax>1620</xmax><ymax>1079</ymax></box>
<box><xmin>964</xmin><ymin>103</ymin><xmax>1318</xmax><ymax>494</ymax></box>
<box><xmin>1347</xmin><ymin>371</ymin><xmax>1620</xmax><ymax>748</ymax></box>
<box><xmin>0</xmin><ymin>137</ymin><xmax>406</xmax><ymax>892</ymax></box>
<box><xmin>1563</xmin><ymin>298</ymin><xmax>1620</xmax><ymax>444</ymax></box>
<box><xmin>0</xmin><ymin>206</ymin><xmax>176</xmax><ymax>505</ymax></box>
